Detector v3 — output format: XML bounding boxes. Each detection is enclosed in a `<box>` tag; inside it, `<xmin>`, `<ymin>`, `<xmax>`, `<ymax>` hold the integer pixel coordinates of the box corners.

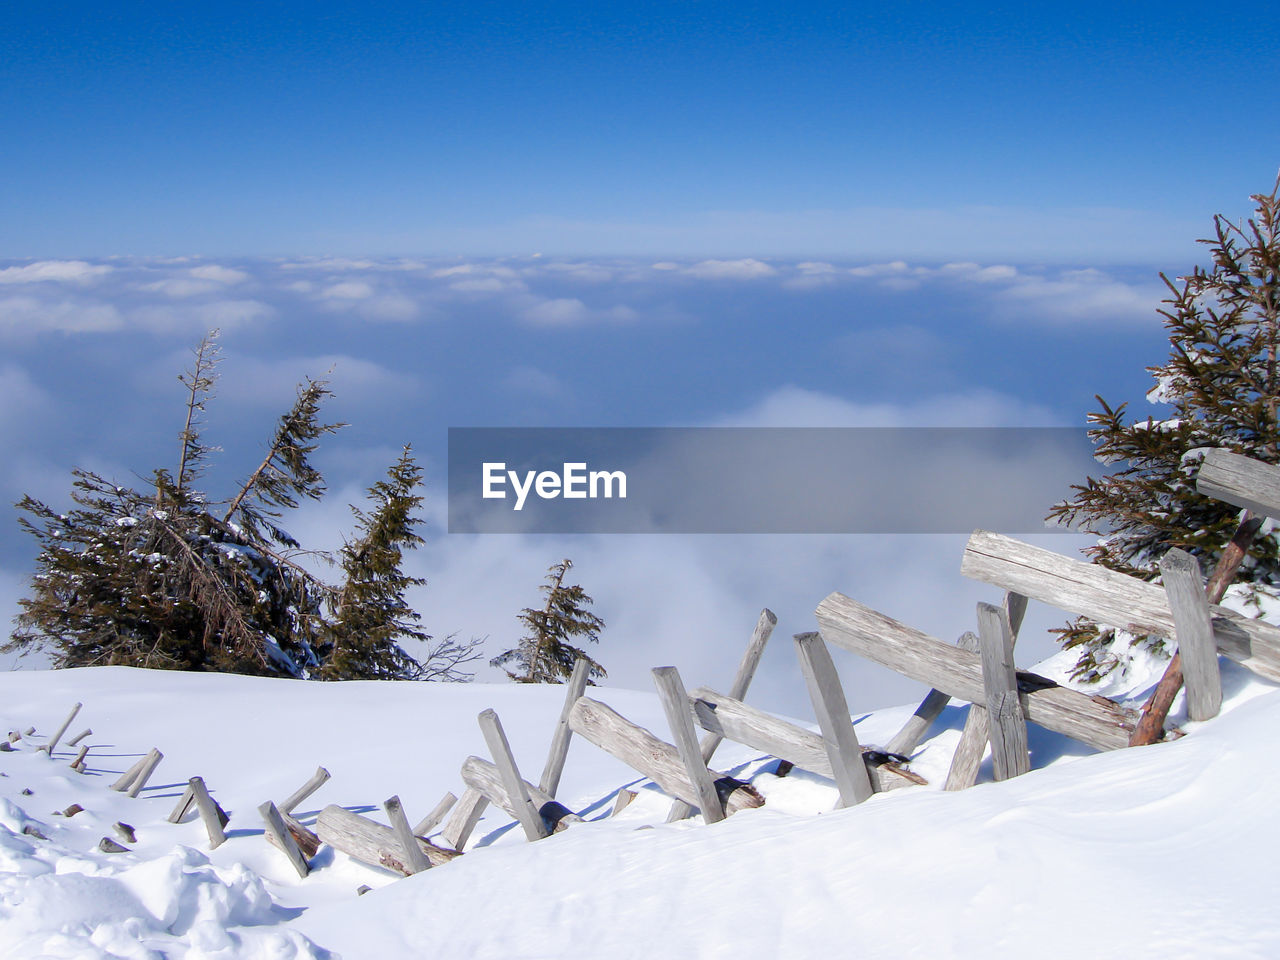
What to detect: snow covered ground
<box><xmin>1</xmin><ymin>643</ymin><xmax>1278</xmax><ymax>959</ymax></box>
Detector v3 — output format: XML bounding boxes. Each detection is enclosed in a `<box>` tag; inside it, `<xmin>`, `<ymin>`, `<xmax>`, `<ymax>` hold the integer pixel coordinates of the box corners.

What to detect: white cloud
<box><xmin>0</xmin><ymin>260</ymin><xmax>113</xmax><ymax>285</ymax></box>
<box><xmin>188</xmin><ymin>264</ymin><xmax>248</xmax><ymax>284</ymax></box>
<box><xmin>522</xmin><ymin>297</ymin><xmax>591</xmax><ymax>326</ymax></box>
<box><xmin>211</xmin><ymin>352</ymin><xmax>419</xmax><ymax>410</ymax></box>
<box><xmin>682</xmin><ymin>258</ymin><xmax>777</xmax><ymax>280</ymax></box>
<box><xmin>129</xmin><ymin>299</ymin><xmax>274</xmax><ymax>333</ymax></box>
<box><xmin>322</xmin><ymin>281</ymin><xmax>375</xmax><ymax>300</ymax></box>
<box><xmin>991</xmin><ymin>268</ymin><xmax>1161</xmax><ymax>325</ymax></box>
<box><xmin>0</xmin><ymin>296</ymin><xmax>123</xmax><ymax>335</ymax></box>
<box><xmin>717</xmin><ymin>385</ymin><xmax>1064</xmax><ymax>427</ymax></box>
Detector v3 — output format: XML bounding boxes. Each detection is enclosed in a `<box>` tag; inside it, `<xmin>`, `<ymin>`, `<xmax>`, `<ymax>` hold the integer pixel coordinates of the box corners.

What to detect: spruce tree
<box><xmin>492</xmin><ymin>558</ymin><xmax>606</xmax><ymax>683</ymax></box>
<box><xmin>1049</xmin><ymin>177</ymin><xmax>1280</xmax><ymax>680</ymax></box>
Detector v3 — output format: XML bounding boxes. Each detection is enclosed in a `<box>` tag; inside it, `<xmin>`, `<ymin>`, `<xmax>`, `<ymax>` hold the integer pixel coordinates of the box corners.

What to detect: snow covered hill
<box><xmin>0</xmin><ymin>655</ymin><xmax>1277</xmax><ymax>959</ymax></box>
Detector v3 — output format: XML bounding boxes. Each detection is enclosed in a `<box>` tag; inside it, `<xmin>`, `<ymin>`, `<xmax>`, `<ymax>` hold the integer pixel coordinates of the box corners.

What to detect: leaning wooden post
<box><xmin>384</xmin><ymin>796</ymin><xmax>432</xmax><ymax>874</ymax></box>
<box><xmin>886</xmin><ymin>632</ymin><xmax>980</xmax><ymax>757</ymax></box>
<box><xmin>40</xmin><ymin>702</ymin><xmax>82</xmax><ymax>756</ymax></box>
<box><xmin>259</xmin><ymin>801</ymin><xmax>310</xmax><ymax>878</ymax></box>
<box><xmin>440</xmin><ymin>787</ymin><xmax>488</xmax><ymax>851</ymax></box>
<box><xmin>478</xmin><ymin>709</ymin><xmax>548</xmax><ymax>841</ymax></box>
<box><xmin>669</xmin><ymin>607</ymin><xmax>776</xmax><ymax>821</ymax></box>
<box><xmin>66</xmin><ymin>728</ymin><xmax>92</xmax><ymax>748</ymax></box>
<box><xmin>976</xmin><ymin>602</ymin><xmax>1030</xmax><ymax>780</ymax></box>
<box><xmin>412</xmin><ymin>791</ymin><xmax>458</xmax><ymax>838</ymax></box>
<box><xmin>794</xmin><ymin>632</ymin><xmax>873</xmax><ymax>807</ymax></box>
<box><xmin>280</xmin><ymin>766</ymin><xmax>331</xmax><ymax>815</ymax></box>
<box><xmin>538</xmin><ymin>658</ymin><xmax>591</xmax><ymax>797</ymax></box>
<box><xmin>1160</xmin><ymin>548</ymin><xmax>1222</xmax><ymax>722</ymax></box>
<box><xmin>190</xmin><ymin>777</ymin><xmax>228</xmax><ymax>849</ymax></box>
<box><xmin>126</xmin><ymin>749</ymin><xmax>164</xmax><ymax>798</ymax></box>
<box><xmin>653</xmin><ymin>666</ymin><xmax>725</xmax><ymax>824</ymax></box>
<box><xmin>70</xmin><ymin>745</ymin><xmax>90</xmax><ymax>772</ymax></box>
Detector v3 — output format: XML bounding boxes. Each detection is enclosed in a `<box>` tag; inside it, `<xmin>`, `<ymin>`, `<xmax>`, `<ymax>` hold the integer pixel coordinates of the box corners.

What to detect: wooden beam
<box><xmin>316</xmin><ymin>805</ymin><xmax>459</xmax><ymax>875</ymax></box>
<box><xmin>538</xmin><ymin>657</ymin><xmax>591</xmax><ymax>798</ymax></box>
<box><xmin>478</xmin><ymin>709</ymin><xmax>548</xmax><ymax>841</ymax></box>
<box><xmin>259</xmin><ymin>801</ymin><xmax>310</xmax><ymax>878</ymax></box>
<box><xmin>653</xmin><ymin>666</ymin><xmax>725</xmax><ymax>823</ymax></box>
<box><xmin>1160</xmin><ymin>548</ymin><xmax>1222</xmax><ymax>721</ymax></box>
<box><xmin>461</xmin><ymin>756</ymin><xmax>582</xmax><ymax>833</ymax></box>
<box><xmin>977</xmin><ymin>602</ymin><xmax>1030</xmax><ymax>779</ymax></box>
<box><xmin>122</xmin><ymin>749</ymin><xmax>163</xmax><ymax>798</ymax></box>
<box><xmin>690</xmin><ymin>687</ymin><xmax>924</xmax><ymax>792</ymax></box>
<box><xmin>280</xmin><ymin>766</ymin><xmax>331</xmax><ymax>815</ymax></box>
<box><xmin>384</xmin><ymin>796</ymin><xmax>431</xmax><ymax>874</ymax></box>
<box><xmin>815</xmin><ymin>591</ymin><xmax>1137</xmax><ymax>750</ymax></box>
<box><xmin>39</xmin><ymin>702</ymin><xmax>81</xmax><ymax>756</ymax></box>
<box><xmin>412</xmin><ymin>792</ymin><xmax>457</xmax><ymax>838</ymax></box>
<box><xmin>110</xmin><ymin>754</ymin><xmax>149</xmax><ymax>792</ymax></box>
<box><xmin>66</xmin><ymin>728</ymin><xmax>92</xmax><ymax>748</ymax></box>
<box><xmin>886</xmin><ymin>632</ymin><xmax>980</xmax><ymax>756</ymax></box>
<box><xmin>1196</xmin><ymin>448</ymin><xmax>1280</xmax><ymax>519</ymax></box>
<box><xmin>961</xmin><ymin>529</ymin><xmax>1280</xmax><ymax>683</ymax></box>
<box><xmin>794</xmin><ymin>633</ymin><xmax>874</xmax><ymax>807</ymax></box>
<box><xmin>439</xmin><ymin>787</ymin><xmax>488</xmax><ymax>851</ymax></box>
<box><xmin>669</xmin><ymin>607</ymin><xmax>776</xmax><ymax>822</ymax></box>
<box><xmin>568</xmin><ymin>697</ymin><xmax>764</xmax><ymax>815</ymax></box>
<box><xmin>190</xmin><ymin>777</ymin><xmax>228</xmax><ymax>849</ymax></box>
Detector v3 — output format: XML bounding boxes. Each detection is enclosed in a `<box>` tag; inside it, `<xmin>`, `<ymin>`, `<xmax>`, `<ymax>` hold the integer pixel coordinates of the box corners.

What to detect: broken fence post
<box><xmin>280</xmin><ymin>766</ymin><xmax>331</xmax><ymax>815</ymax></box>
<box><xmin>127</xmin><ymin>749</ymin><xmax>164</xmax><ymax>798</ymax></box>
<box><xmin>794</xmin><ymin>632</ymin><xmax>873</xmax><ymax>807</ymax></box>
<box><xmin>66</xmin><ymin>728</ymin><xmax>92</xmax><ymax>748</ymax></box>
<box><xmin>70</xmin><ymin>745</ymin><xmax>90</xmax><ymax>772</ymax></box>
<box><xmin>478</xmin><ymin>709</ymin><xmax>548</xmax><ymax>841</ymax></box>
<box><xmin>440</xmin><ymin>787</ymin><xmax>488</xmax><ymax>851</ymax></box>
<box><xmin>259</xmin><ymin>800</ymin><xmax>310</xmax><ymax>878</ymax></box>
<box><xmin>976</xmin><ymin>602</ymin><xmax>1030</xmax><ymax>780</ymax></box>
<box><xmin>1161</xmin><ymin>548</ymin><xmax>1222</xmax><ymax>722</ymax></box>
<box><xmin>669</xmin><ymin>607</ymin><xmax>776</xmax><ymax>822</ymax></box>
<box><xmin>653</xmin><ymin>666</ymin><xmax>725</xmax><ymax>823</ymax></box>
<box><xmin>40</xmin><ymin>702</ymin><xmax>82</xmax><ymax>757</ymax></box>
<box><xmin>538</xmin><ymin>657</ymin><xmax>591</xmax><ymax>798</ymax></box>
<box><xmin>191</xmin><ymin>777</ymin><xmax>229</xmax><ymax>849</ymax></box>
<box><xmin>384</xmin><ymin>796</ymin><xmax>432</xmax><ymax>874</ymax></box>
<box><xmin>412</xmin><ymin>791</ymin><xmax>457</xmax><ymax>838</ymax></box>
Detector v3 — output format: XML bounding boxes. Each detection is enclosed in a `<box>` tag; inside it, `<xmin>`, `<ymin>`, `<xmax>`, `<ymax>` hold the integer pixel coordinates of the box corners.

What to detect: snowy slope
<box><xmin>0</xmin><ymin>656</ymin><xmax>1277</xmax><ymax>959</ymax></box>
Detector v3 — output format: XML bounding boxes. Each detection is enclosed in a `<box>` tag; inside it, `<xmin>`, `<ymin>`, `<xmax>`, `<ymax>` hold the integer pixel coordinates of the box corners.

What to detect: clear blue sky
<box><xmin>3</xmin><ymin>1</ymin><xmax>1276</xmax><ymax>258</ymax></box>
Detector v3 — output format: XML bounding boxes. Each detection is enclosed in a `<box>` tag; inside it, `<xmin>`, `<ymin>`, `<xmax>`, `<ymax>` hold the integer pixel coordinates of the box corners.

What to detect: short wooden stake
<box><xmin>669</xmin><ymin>607</ymin><xmax>776</xmax><ymax>822</ymax></box>
<box><xmin>66</xmin><ymin>728</ymin><xmax>92</xmax><ymax>748</ymax></box>
<box><xmin>70</xmin><ymin>746</ymin><xmax>90</xmax><ymax>772</ymax></box>
<box><xmin>280</xmin><ymin>766</ymin><xmax>331</xmax><ymax>815</ymax></box>
<box><xmin>440</xmin><ymin>787</ymin><xmax>488</xmax><ymax>851</ymax></box>
<box><xmin>168</xmin><ymin>782</ymin><xmax>197</xmax><ymax>823</ymax></box>
<box><xmin>384</xmin><ymin>796</ymin><xmax>432</xmax><ymax>874</ymax></box>
<box><xmin>190</xmin><ymin>777</ymin><xmax>228</xmax><ymax>849</ymax></box>
<box><xmin>40</xmin><ymin>702</ymin><xmax>82</xmax><ymax>757</ymax></box>
<box><xmin>653</xmin><ymin>666</ymin><xmax>725</xmax><ymax>823</ymax></box>
<box><xmin>538</xmin><ymin>658</ymin><xmax>591</xmax><ymax>798</ymax></box>
<box><xmin>126</xmin><ymin>749</ymin><xmax>163</xmax><ymax>798</ymax></box>
<box><xmin>794</xmin><ymin>632</ymin><xmax>873</xmax><ymax>807</ymax></box>
<box><xmin>612</xmin><ymin>789</ymin><xmax>637</xmax><ymax>816</ymax></box>
<box><xmin>259</xmin><ymin>800</ymin><xmax>310</xmax><ymax>878</ymax></box>
<box><xmin>412</xmin><ymin>791</ymin><xmax>457</xmax><ymax>838</ymax></box>
<box><xmin>478</xmin><ymin>709</ymin><xmax>548</xmax><ymax>841</ymax></box>
<box><xmin>976</xmin><ymin>602</ymin><xmax>1030</xmax><ymax>780</ymax></box>
<box><xmin>111</xmin><ymin>754</ymin><xmax>150</xmax><ymax>792</ymax></box>
<box><xmin>1161</xmin><ymin>548</ymin><xmax>1222</xmax><ymax>722</ymax></box>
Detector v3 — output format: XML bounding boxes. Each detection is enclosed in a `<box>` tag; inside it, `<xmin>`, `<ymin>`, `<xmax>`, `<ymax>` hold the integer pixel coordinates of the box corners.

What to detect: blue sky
<box><xmin>1</xmin><ymin>4</ymin><xmax>1275</xmax><ymax>715</ymax></box>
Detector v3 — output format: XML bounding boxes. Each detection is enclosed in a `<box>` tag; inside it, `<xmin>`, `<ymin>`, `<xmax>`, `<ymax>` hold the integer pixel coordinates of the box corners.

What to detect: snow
<box><xmin>0</xmin><ymin>651</ymin><xmax>1278</xmax><ymax>959</ymax></box>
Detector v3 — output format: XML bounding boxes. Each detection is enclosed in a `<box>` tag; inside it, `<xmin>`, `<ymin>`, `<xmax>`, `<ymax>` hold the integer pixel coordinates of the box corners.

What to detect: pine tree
<box><xmin>492</xmin><ymin>559</ymin><xmax>606</xmax><ymax>683</ymax></box>
<box><xmin>1049</xmin><ymin>177</ymin><xmax>1280</xmax><ymax>680</ymax></box>
<box><xmin>320</xmin><ymin>445</ymin><xmax>482</xmax><ymax>681</ymax></box>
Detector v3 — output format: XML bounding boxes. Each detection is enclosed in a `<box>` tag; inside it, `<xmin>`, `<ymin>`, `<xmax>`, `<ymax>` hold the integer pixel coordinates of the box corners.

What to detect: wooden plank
<box><xmin>653</xmin><ymin>666</ymin><xmax>725</xmax><ymax>823</ymax></box>
<box><xmin>39</xmin><ymin>702</ymin><xmax>81</xmax><ymax>756</ymax></box>
<box><xmin>127</xmin><ymin>749</ymin><xmax>163</xmax><ymax>798</ymax></box>
<box><xmin>568</xmin><ymin>697</ymin><xmax>764</xmax><ymax>815</ymax></box>
<box><xmin>538</xmin><ymin>657</ymin><xmax>591</xmax><ymax>797</ymax></box>
<box><xmin>886</xmin><ymin>632</ymin><xmax>979</xmax><ymax>756</ymax></box>
<box><xmin>412</xmin><ymin>792</ymin><xmax>457</xmax><ymax>838</ymax></box>
<box><xmin>669</xmin><ymin>607</ymin><xmax>776</xmax><ymax>822</ymax></box>
<box><xmin>815</xmin><ymin>591</ymin><xmax>1137</xmax><ymax>750</ymax></box>
<box><xmin>190</xmin><ymin>777</ymin><xmax>228</xmax><ymax>849</ymax></box>
<box><xmin>280</xmin><ymin>766</ymin><xmax>331</xmax><ymax>815</ymax></box>
<box><xmin>961</xmin><ymin>529</ymin><xmax>1280</xmax><ymax>683</ymax></box>
<box><xmin>1196</xmin><ymin>448</ymin><xmax>1280</xmax><ymax>519</ymax></box>
<box><xmin>977</xmin><ymin>602</ymin><xmax>1030</xmax><ymax>779</ymax></box>
<box><xmin>384</xmin><ymin>796</ymin><xmax>431</xmax><ymax>874</ymax></box>
<box><xmin>461</xmin><ymin>756</ymin><xmax>582</xmax><ymax>833</ymax></box>
<box><xmin>793</xmin><ymin>633</ymin><xmax>874</xmax><ymax>807</ymax></box>
<box><xmin>439</xmin><ymin>787</ymin><xmax>488</xmax><ymax>851</ymax></box>
<box><xmin>316</xmin><ymin>805</ymin><xmax>460</xmax><ymax>875</ymax></box>
<box><xmin>259</xmin><ymin>801</ymin><xmax>310</xmax><ymax>878</ymax></box>
<box><xmin>1160</xmin><ymin>548</ymin><xmax>1222</xmax><ymax>721</ymax></box>
<box><xmin>690</xmin><ymin>688</ymin><xmax>924</xmax><ymax>792</ymax></box>
<box><xmin>478</xmin><ymin>709</ymin><xmax>548</xmax><ymax>841</ymax></box>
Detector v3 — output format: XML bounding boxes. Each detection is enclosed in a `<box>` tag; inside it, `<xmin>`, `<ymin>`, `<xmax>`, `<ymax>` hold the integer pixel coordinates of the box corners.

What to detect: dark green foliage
<box><xmin>7</xmin><ymin>332</ymin><xmax>474</xmax><ymax>681</ymax></box>
<box><xmin>1049</xmin><ymin>179</ymin><xmax>1280</xmax><ymax>680</ymax></box>
<box><xmin>491</xmin><ymin>558</ymin><xmax>606</xmax><ymax>683</ymax></box>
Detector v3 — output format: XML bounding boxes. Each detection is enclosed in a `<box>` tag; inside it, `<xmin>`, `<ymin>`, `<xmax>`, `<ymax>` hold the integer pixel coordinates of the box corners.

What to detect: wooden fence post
<box><xmin>40</xmin><ymin>702</ymin><xmax>82</xmax><ymax>756</ymax></box>
<box><xmin>259</xmin><ymin>800</ymin><xmax>310</xmax><ymax>878</ymax></box>
<box><xmin>280</xmin><ymin>766</ymin><xmax>331</xmax><ymax>815</ymax></box>
<box><xmin>412</xmin><ymin>792</ymin><xmax>457</xmax><ymax>838</ymax></box>
<box><xmin>66</xmin><ymin>728</ymin><xmax>92</xmax><ymax>748</ymax></box>
<box><xmin>190</xmin><ymin>777</ymin><xmax>228</xmax><ymax>849</ymax></box>
<box><xmin>111</xmin><ymin>755</ymin><xmax>149</xmax><ymax>792</ymax></box>
<box><xmin>1160</xmin><ymin>548</ymin><xmax>1222</xmax><ymax>721</ymax></box>
<box><xmin>976</xmin><ymin>602</ymin><xmax>1030</xmax><ymax>780</ymax></box>
<box><xmin>669</xmin><ymin>607</ymin><xmax>775</xmax><ymax>822</ymax></box>
<box><xmin>478</xmin><ymin>709</ymin><xmax>548</xmax><ymax>841</ymax></box>
<box><xmin>794</xmin><ymin>632</ymin><xmax>873</xmax><ymax>807</ymax></box>
<box><xmin>653</xmin><ymin>667</ymin><xmax>725</xmax><ymax>823</ymax></box>
<box><xmin>538</xmin><ymin>658</ymin><xmax>591</xmax><ymax>797</ymax></box>
<box><xmin>384</xmin><ymin>796</ymin><xmax>431</xmax><ymax>874</ymax></box>
<box><xmin>886</xmin><ymin>633</ymin><xmax>979</xmax><ymax>756</ymax></box>
<box><xmin>127</xmin><ymin>749</ymin><xmax>163</xmax><ymax>798</ymax></box>
<box><xmin>440</xmin><ymin>787</ymin><xmax>488</xmax><ymax>851</ymax></box>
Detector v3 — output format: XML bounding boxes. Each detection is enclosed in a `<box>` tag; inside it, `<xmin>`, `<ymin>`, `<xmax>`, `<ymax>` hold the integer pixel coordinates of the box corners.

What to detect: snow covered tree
<box><xmin>491</xmin><ymin>558</ymin><xmax>606</xmax><ymax>683</ymax></box>
<box><xmin>1049</xmin><ymin>177</ymin><xmax>1280</xmax><ymax>680</ymax></box>
<box><xmin>319</xmin><ymin>445</ymin><xmax>482</xmax><ymax>681</ymax></box>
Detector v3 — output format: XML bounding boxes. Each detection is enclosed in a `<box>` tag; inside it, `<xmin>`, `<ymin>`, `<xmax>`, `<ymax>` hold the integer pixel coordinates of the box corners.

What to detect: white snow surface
<box><xmin>0</xmin><ymin>652</ymin><xmax>1278</xmax><ymax>959</ymax></box>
